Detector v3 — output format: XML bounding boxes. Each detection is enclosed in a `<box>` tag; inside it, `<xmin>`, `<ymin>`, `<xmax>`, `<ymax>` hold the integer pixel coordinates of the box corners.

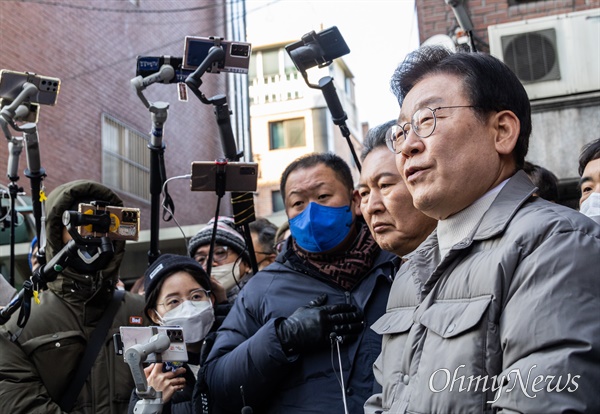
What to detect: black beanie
<box><xmin>187</xmin><ymin>216</ymin><xmax>250</xmax><ymax>263</ymax></box>
<box><xmin>144</xmin><ymin>253</ymin><xmax>210</xmax><ymax>301</ymax></box>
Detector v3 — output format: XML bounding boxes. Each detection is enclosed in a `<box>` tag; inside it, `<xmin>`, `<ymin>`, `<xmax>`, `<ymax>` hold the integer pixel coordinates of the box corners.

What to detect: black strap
<box><xmin>58</xmin><ymin>289</ymin><xmax>126</xmax><ymax>412</ymax></box>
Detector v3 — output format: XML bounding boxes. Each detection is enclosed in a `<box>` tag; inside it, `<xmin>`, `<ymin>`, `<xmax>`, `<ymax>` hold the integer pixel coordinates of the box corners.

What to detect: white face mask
<box><xmin>157</xmin><ymin>300</ymin><xmax>214</xmax><ymax>344</ymax></box>
<box><xmin>210</xmin><ymin>261</ymin><xmax>242</xmax><ymax>292</ymax></box>
<box><xmin>580</xmin><ymin>192</ymin><xmax>600</xmax><ymax>219</ymax></box>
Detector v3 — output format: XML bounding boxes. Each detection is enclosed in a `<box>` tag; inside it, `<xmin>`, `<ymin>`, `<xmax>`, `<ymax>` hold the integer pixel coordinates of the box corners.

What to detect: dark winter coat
<box><xmin>203</xmin><ymin>242</ymin><xmax>397</xmax><ymax>413</ymax></box>
<box><xmin>0</xmin><ymin>180</ymin><xmax>148</xmax><ymax>413</ymax></box>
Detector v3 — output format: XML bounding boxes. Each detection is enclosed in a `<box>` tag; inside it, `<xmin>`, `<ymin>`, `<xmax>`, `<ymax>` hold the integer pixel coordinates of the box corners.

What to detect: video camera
<box><xmin>66</xmin><ymin>201</ymin><xmax>140</xmax><ymax>242</ymax></box>
<box><xmin>183</xmin><ymin>36</ymin><xmax>252</xmax><ymax>74</ymax></box>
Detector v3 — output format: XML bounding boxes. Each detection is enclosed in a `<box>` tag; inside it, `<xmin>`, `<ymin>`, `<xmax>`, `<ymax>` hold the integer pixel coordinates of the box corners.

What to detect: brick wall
<box><xmin>0</xmin><ymin>0</ymin><xmax>240</xmax><ymax>232</ymax></box>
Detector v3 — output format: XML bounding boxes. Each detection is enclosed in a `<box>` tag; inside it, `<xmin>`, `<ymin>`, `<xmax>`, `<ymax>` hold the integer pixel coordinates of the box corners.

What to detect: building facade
<box><xmin>0</xmin><ymin>0</ymin><xmax>250</xmax><ymax>285</ymax></box>
<box><xmin>248</xmin><ymin>41</ymin><xmax>363</xmax><ymax>217</ymax></box>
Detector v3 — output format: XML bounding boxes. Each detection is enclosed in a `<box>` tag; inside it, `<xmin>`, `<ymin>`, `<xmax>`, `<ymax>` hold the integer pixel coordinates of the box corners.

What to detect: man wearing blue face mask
<box><xmin>201</xmin><ymin>152</ymin><xmax>396</xmax><ymax>414</ymax></box>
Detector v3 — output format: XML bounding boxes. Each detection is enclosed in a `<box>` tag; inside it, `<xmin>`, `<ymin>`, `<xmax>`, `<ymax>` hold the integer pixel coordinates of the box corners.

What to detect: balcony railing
<box><xmin>249</xmin><ymin>71</ymin><xmax>306</xmax><ymax>104</ymax></box>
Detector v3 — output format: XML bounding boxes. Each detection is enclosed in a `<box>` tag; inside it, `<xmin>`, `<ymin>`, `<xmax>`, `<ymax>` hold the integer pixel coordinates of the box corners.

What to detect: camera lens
<box><xmin>230</xmin><ymin>44</ymin><xmax>249</xmax><ymax>57</ymax></box>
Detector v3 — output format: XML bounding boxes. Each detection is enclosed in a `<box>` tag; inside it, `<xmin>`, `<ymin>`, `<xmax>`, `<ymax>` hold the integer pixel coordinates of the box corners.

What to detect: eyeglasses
<box><xmin>385</xmin><ymin>105</ymin><xmax>477</xmax><ymax>154</ymax></box>
<box><xmin>157</xmin><ymin>288</ymin><xmax>212</xmax><ymax>312</ymax></box>
<box><xmin>194</xmin><ymin>246</ymin><xmax>230</xmax><ymax>267</ymax></box>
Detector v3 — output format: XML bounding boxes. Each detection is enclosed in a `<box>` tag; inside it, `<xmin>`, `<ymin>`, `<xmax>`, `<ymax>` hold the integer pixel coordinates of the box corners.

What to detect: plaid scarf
<box><xmin>293</xmin><ymin>221</ymin><xmax>380</xmax><ymax>290</ymax></box>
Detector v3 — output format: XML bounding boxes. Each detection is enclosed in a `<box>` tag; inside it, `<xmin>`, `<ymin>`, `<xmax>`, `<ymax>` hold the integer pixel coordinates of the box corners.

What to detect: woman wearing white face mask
<box><xmin>188</xmin><ymin>216</ymin><xmax>253</xmax><ymax>303</ymax></box>
<box><xmin>127</xmin><ymin>254</ymin><xmax>216</xmax><ymax>414</ymax></box>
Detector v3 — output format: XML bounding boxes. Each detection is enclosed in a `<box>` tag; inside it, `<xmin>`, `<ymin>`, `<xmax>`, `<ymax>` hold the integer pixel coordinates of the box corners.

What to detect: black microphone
<box><xmin>7</xmin><ymin>138</ymin><xmax>23</xmax><ymax>181</ymax></box>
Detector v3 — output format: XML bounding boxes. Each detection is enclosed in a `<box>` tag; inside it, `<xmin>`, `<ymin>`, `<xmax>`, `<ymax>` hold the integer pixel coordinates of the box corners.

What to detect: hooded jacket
<box><xmin>0</xmin><ymin>180</ymin><xmax>147</xmax><ymax>414</ymax></box>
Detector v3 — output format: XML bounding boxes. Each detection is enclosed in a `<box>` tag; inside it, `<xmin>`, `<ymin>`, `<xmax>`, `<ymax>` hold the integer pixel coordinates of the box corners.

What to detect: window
<box><xmin>262</xmin><ymin>49</ymin><xmax>280</xmax><ymax>77</ymax></box>
<box><xmin>284</xmin><ymin>52</ymin><xmax>297</xmax><ymax>76</ymax></box>
<box><xmin>102</xmin><ymin>114</ymin><xmax>150</xmax><ymax>201</ymax></box>
<box><xmin>248</xmin><ymin>53</ymin><xmax>257</xmax><ymax>79</ymax></box>
<box><xmin>271</xmin><ymin>190</ymin><xmax>285</xmax><ymax>212</ymax></box>
<box><xmin>344</xmin><ymin>76</ymin><xmax>355</xmax><ymax>100</ymax></box>
<box><xmin>269</xmin><ymin>118</ymin><xmax>305</xmax><ymax>150</ymax></box>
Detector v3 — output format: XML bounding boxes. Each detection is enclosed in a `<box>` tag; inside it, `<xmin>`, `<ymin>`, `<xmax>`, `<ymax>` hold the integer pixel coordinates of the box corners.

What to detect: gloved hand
<box><xmin>276</xmin><ymin>293</ymin><xmax>364</xmax><ymax>355</ymax></box>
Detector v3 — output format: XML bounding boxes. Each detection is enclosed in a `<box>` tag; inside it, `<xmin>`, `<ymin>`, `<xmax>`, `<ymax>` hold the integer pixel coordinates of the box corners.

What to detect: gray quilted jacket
<box><xmin>365</xmin><ymin>171</ymin><xmax>600</xmax><ymax>414</ymax></box>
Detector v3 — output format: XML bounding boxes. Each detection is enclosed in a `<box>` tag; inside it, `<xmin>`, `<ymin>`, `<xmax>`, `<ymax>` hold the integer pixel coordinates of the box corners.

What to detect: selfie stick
<box><xmin>124</xmin><ymin>333</ymin><xmax>170</xmax><ymax>414</ymax></box>
<box><xmin>131</xmin><ymin>66</ymin><xmax>176</xmax><ymax>265</ymax></box>
<box><xmin>0</xmin><ymin>212</ymin><xmax>114</xmax><ymax>334</ymax></box>
<box><xmin>185</xmin><ymin>40</ymin><xmax>259</xmax><ymax>275</ymax></box>
<box><xmin>21</xmin><ymin>123</ymin><xmax>47</xmax><ymax>249</ymax></box>
<box><xmin>1</xmin><ymin>85</ymin><xmax>50</xmax><ymax>281</ymax></box>
<box><xmin>318</xmin><ymin>76</ymin><xmax>360</xmax><ymax>172</ymax></box>
<box><xmin>6</xmin><ymin>137</ymin><xmax>24</xmax><ymax>287</ymax></box>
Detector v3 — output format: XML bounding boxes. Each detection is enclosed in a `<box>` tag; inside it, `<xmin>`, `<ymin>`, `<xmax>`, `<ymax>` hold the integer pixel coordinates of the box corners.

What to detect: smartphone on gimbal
<box><xmin>182</xmin><ymin>36</ymin><xmax>252</xmax><ymax>74</ymax></box>
<box><xmin>118</xmin><ymin>326</ymin><xmax>188</xmax><ymax>362</ymax></box>
<box><xmin>190</xmin><ymin>161</ymin><xmax>258</xmax><ymax>192</ymax></box>
<box><xmin>0</xmin><ymin>70</ymin><xmax>60</xmax><ymax>106</ymax></box>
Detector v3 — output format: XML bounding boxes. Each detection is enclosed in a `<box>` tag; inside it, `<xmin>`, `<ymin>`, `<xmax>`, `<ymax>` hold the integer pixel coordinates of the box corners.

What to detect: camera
<box><xmin>182</xmin><ymin>36</ymin><xmax>252</xmax><ymax>74</ymax></box>
<box><xmin>285</xmin><ymin>26</ymin><xmax>350</xmax><ymax>72</ymax></box>
<box><xmin>0</xmin><ymin>69</ymin><xmax>60</xmax><ymax>106</ymax></box>
<box><xmin>135</xmin><ymin>56</ymin><xmax>192</xmax><ymax>83</ymax></box>
<box><xmin>76</xmin><ymin>202</ymin><xmax>140</xmax><ymax>241</ymax></box>
<box><xmin>118</xmin><ymin>326</ymin><xmax>188</xmax><ymax>362</ymax></box>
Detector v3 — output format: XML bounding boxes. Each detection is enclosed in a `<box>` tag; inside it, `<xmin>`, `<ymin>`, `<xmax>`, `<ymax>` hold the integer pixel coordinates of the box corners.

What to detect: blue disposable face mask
<box><xmin>289</xmin><ymin>202</ymin><xmax>353</xmax><ymax>253</ymax></box>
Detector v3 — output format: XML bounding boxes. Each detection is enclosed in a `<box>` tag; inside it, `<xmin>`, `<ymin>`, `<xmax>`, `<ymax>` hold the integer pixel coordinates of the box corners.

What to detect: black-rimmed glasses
<box><xmin>385</xmin><ymin>105</ymin><xmax>477</xmax><ymax>154</ymax></box>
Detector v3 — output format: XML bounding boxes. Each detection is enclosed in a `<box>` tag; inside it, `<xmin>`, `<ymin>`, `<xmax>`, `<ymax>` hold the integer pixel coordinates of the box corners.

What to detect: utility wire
<box><xmin>14</xmin><ymin>0</ymin><xmax>224</xmax><ymax>14</ymax></box>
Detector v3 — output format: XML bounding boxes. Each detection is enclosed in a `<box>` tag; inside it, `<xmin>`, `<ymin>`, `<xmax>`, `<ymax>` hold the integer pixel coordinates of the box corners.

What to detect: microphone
<box><xmin>445</xmin><ymin>0</ymin><xmax>474</xmax><ymax>32</ymax></box>
<box><xmin>7</xmin><ymin>137</ymin><xmax>24</xmax><ymax>181</ymax></box>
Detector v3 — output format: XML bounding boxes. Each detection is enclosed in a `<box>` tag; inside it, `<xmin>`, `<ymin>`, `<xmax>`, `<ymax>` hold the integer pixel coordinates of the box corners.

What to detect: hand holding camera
<box><xmin>276</xmin><ymin>293</ymin><xmax>364</xmax><ymax>355</ymax></box>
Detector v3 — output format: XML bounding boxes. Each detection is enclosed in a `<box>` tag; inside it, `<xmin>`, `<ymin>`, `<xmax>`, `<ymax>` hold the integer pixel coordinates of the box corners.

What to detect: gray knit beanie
<box><xmin>188</xmin><ymin>216</ymin><xmax>250</xmax><ymax>264</ymax></box>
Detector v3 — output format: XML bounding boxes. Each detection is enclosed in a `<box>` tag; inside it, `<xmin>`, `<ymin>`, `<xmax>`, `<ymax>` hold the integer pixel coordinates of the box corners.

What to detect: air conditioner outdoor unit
<box><xmin>488</xmin><ymin>9</ymin><xmax>600</xmax><ymax>100</ymax></box>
